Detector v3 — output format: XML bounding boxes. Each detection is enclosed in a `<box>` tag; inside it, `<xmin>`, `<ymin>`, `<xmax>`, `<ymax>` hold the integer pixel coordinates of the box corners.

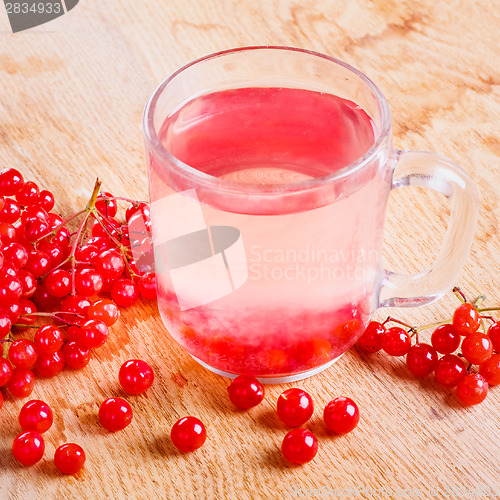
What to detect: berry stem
<box><xmin>383</xmin><ymin>316</ymin><xmax>415</xmax><ymax>329</ymax></box>
<box><xmin>452</xmin><ymin>286</ymin><xmax>467</xmax><ymax>303</ymax></box>
<box><xmin>97</xmin><ymin>195</ymin><xmax>148</xmax><ymax>205</ymax></box>
<box><xmin>70</xmin><ymin>211</ymin><xmax>91</xmax><ymax>295</ymax></box>
<box><xmin>87</xmin><ymin>178</ymin><xmax>103</xmax><ymax>210</ymax></box>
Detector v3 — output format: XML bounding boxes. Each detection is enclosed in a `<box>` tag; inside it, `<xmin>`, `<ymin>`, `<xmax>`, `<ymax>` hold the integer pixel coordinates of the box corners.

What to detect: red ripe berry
<box><xmin>54</xmin><ymin>443</ymin><xmax>86</xmax><ymax>474</ymax></box>
<box><xmin>0</xmin><ymin>222</ymin><xmax>18</xmax><ymax>243</ymax></box>
<box><xmin>382</xmin><ymin>327</ymin><xmax>411</xmax><ymax>356</ymax></box>
<box><xmin>456</xmin><ymin>373</ymin><xmax>488</xmax><ymax>405</ymax></box>
<box><xmin>17</xmin><ymin>269</ymin><xmax>37</xmax><ymax>297</ymax></box>
<box><xmin>406</xmin><ymin>343</ymin><xmax>438</xmax><ymax>378</ymax></box>
<box><xmin>0</xmin><ymin>311</ymin><xmax>12</xmax><ymax>338</ymax></box>
<box><xmin>16</xmin><ymin>181</ymin><xmax>40</xmax><ymax>206</ymax></box>
<box><xmin>3</xmin><ymin>242</ymin><xmax>29</xmax><ymax>269</ymax></box>
<box><xmin>281</xmin><ymin>428</ymin><xmax>318</xmax><ymax>465</ymax></box>
<box><xmin>119</xmin><ymin>359</ymin><xmax>155</xmax><ymax>395</ymax></box>
<box><xmin>36</xmin><ymin>190</ymin><xmax>55</xmax><ymax>212</ymax></box>
<box><xmin>21</xmin><ymin>205</ymin><xmax>48</xmax><ymax>226</ymax></box>
<box><xmin>276</xmin><ymin>388</ymin><xmax>314</xmax><ymax>427</ymax></box>
<box><xmin>25</xmin><ymin>250</ymin><xmax>51</xmax><ymax>278</ymax></box>
<box><xmin>34</xmin><ymin>325</ymin><xmax>64</xmax><ymax>354</ymax></box>
<box><xmin>60</xmin><ymin>295</ymin><xmax>91</xmax><ymax>325</ymax></box>
<box><xmin>8</xmin><ymin>367</ymin><xmax>35</xmax><ymax>398</ymax></box>
<box><xmin>0</xmin><ymin>275</ymin><xmax>23</xmax><ymax>304</ymax></box>
<box><xmin>77</xmin><ymin>319</ymin><xmax>109</xmax><ymax>349</ymax></box>
<box><xmin>24</xmin><ymin>218</ymin><xmax>50</xmax><ymax>242</ymax></box>
<box><xmin>94</xmin><ymin>249</ymin><xmax>125</xmax><ymax>278</ymax></box>
<box><xmin>63</xmin><ymin>341</ymin><xmax>91</xmax><ymax>370</ymax></box>
<box><xmin>431</xmin><ymin>324</ymin><xmax>460</xmax><ymax>354</ymax></box>
<box><xmin>125</xmin><ymin>202</ymin><xmax>150</xmax><ymax>222</ymax></box>
<box><xmin>75</xmin><ymin>268</ymin><xmax>103</xmax><ymax>297</ymax></box>
<box><xmin>434</xmin><ymin>354</ymin><xmax>467</xmax><ymax>388</ymax></box>
<box><xmin>487</xmin><ymin>322</ymin><xmax>500</xmax><ymax>352</ymax></box>
<box><xmin>323</xmin><ymin>397</ymin><xmax>360</xmax><ymax>434</ymax></box>
<box><xmin>227</xmin><ymin>375</ymin><xmax>264</xmax><ymax>409</ymax></box>
<box><xmin>38</xmin><ymin>241</ymin><xmax>65</xmax><ymax>268</ymax></box>
<box><xmin>44</xmin><ymin>269</ymin><xmax>71</xmax><ymax>298</ymax></box>
<box><xmin>0</xmin><ymin>198</ymin><xmax>21</xmax><ymax>223</ymax></box>
<box><xmin>9</xmin><ymin>339</ymin><xmax>38</xmax><ymax>368</ymax></box>
<box><xmin>452</xmin><ymin>303</ymin><xmax>480</xmax><ymax>336</ymax></box>
<box><xmin>99</xmin><ymin>397</ymin><xmax>133</xmax><ymax>432</ymax></box>
<box><xmin>52</xmin><ymin>226</ymin><xmax>71</xmax><ymax>248</ymax></box>
<box><xmin>91</xmin><ymin>217</ymin><xmax>120</xmax><ymax>239</ymax></box>
<box><xmin>479</xmin><ymin>354</ymin><xmax>500</xmax><ymax>386</ymax></box>
<box><xmin>3</xmin><ymin>300</ymin><xmax>21</xmax><ymax>323</ymax></box>
<box><xmin>138</xmin><ymin>273</ymin><xmax>157</xmax><ymax>300</ymax></box>
<box><xmin>111</xmin><ymin>278</ymin><xmax>139</xmax><ymax>307</ymax></box>
<box><xmin>461</xmin><ymin>334</ymin><xmax>493</xmax><ymax>365</ymax></box>
<box><xmin>18</xmin><ymin>297</ymin><xmax>38</xmax><ymax>327</ymax></box>
<box><xmin>0</xmin><ymin>168</ymin><xmax>24</xmax><ymax>196</ymax></box>
<box><xmin>95</xmin><ymin>192</ymin><xmax>118</xmax><ymax>218</ymax></box>
<box><xmin>12</xmin><ymin>431</ymin><xmax>45</xmax><ymax>466</ymax></box>
<box><xmin>31</xmin><ymin>282</ymin><xmax>61</xmax><ymax>311</ymax></box>
<box><xmin>357</xmin><ymin>321</ymin><xmax>386</xmax><ymax>353</ymax></box>
<box><xmin>87</xmin><ymin>298</ymin><xmax>119</xmax><ymax>326</ymax></box>
<box><xmin>75</xmin><ymin>244</ymin><xmax>99</xmax><ymax>265</ymax></box>
<box><xmin>170</xmin><ymin>416</ymin><xmax>206</xmax><ymax>452</ymax></box>
<box><xmin>35</xmin><ymin>350</ymin><xmax>65</xmax><ymax>378</ymax></box>
<box><xmin>0</xmin><ymin>357</ymin><xmax>13</xmax><ymax>386</ymax></box>
<box><xmin>19</xmin><ymin>400</ymin><xmax>53</xmax><ymax>433</ymax></box>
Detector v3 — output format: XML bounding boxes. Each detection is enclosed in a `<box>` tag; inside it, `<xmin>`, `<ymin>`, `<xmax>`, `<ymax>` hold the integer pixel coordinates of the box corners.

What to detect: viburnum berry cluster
<box><xmin>357</xmin><ymin>287</ymin><xmax>500</xmax><ymax>406</ymax></box>
<box><xmin>0</xmin><ymin>168</ymin><xmax>159</xmax><ymax>471</ymax></box>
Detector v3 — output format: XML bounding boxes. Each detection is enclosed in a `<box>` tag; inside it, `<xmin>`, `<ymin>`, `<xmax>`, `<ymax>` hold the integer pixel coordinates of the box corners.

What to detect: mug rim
<box><xmin>143</xmin><ymin>45</ymin><xmax>392</xmax><ymax>195</ymax></box>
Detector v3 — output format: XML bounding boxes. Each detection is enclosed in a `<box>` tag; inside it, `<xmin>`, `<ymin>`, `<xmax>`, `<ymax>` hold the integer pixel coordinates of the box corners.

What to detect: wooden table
<box><xmin>1</xmin><ymin>1</ymin><xmax>499</xmax><ymax>498</ymax></box>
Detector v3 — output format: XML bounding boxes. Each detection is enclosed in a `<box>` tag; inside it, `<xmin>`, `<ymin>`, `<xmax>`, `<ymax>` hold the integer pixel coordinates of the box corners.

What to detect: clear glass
<box><xmin>143</xmin><ymin>47</ymin><xmax>478</xmax><ymax>383</ymax></box>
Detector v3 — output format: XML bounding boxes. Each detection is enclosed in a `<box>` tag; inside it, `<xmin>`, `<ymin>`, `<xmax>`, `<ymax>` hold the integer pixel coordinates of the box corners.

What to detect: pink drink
<box><xmin>149</xmin><ymin>87</ymin><xmax>389</xmax><ymax>378</ymax></box>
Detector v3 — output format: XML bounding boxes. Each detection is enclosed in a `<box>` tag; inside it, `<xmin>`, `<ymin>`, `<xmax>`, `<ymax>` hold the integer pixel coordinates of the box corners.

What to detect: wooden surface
<box><xmin>1</xmin><ymin>1</ymin><xmax>500</xmax><ymax>499</ymax></box>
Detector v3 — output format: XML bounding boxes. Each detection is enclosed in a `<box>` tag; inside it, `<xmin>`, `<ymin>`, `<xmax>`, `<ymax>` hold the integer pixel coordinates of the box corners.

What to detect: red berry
<box><xmin>24</xmin><ymin>218</ymin><xmax>50</xmax><ymax>241</ymax></box>
<box><xmin>87</xmin><ymin>298</ymin><xmax>119</xmax><ymax>326</ymax></box>
<box><xmin>17</xmin><ymin>269</ymin><xmax>37</xmax><ymax>297</ymax></box>
<box><xmin>0</xmin><ymin>357</ymin><xmax>13</xmax><ymax>386</ymax></box>
<box><xmin>487</xmin><ymin>322</ymin><xmax>500</xmax><ymax>352</ymax></box>
<box><xmin>452</xmin><ymin>303</ymin><xmax>480</xmax><ymax>335</ymax></box>
<box><xmin>137</xmin><ymin>273</ymin><xmax>157</xmax><ymax>300</ymax></box>
<box><xmin>75</xmin><ymin>244</ymin><xmax>99</xmax><ymax>265</ymax></box>
<box><xmin>0</xmin><ymin>275</ymin><xmax>23</xmax><ymax>304</ymax></box>
<box><xmin>227</xmin><ymin>375</ymin><xmax>264</xmax><ymax>409</ymax></box>
<box><xmin>3</xmin><ymin>242</ymin><xmax>29</xmax><ymax>269</ymax></box>
<box><xmin>431</xmin><ymin>324</ymin><xmax>461</xmax><ymax>354</ymax></box>
<box><xmin>19</xmin><ymin>400</ymin><xmax>53</xmax><ymax>433</ymax></box>
<box><xmin>323</xmin><ymin>396</ymin><xmax>359</xmax><ymax>434</ymax></box>
<box><xmin>461</xmin><ymin>334</ymin><xmax>493</xmax><ymax>365</ymax></box>
<box><xmin>75</xmin><ymin>267</ymin><xmax>103</xmax><ymax>297</ymax></box>
<box><xmin>9</xmin><ymin>339</ymin><xmax>38</xmax><ymax>368</ymax></box>
<box><xmin>18</xmin><ymin>297</ymin><xmax>38</xmax><ymax>327</ymax></box>
<box><xmin>382</xmin><ymin>327</ymin><xmax>411</xmax><ymax>356</ymax></box>
<box><xmin>110</xmin><ymin>278</ymin><xmax>139</xmax><ymax>307</ymax></box>
<box><xmin>44</xmin><ymin>269</ymin><xmax>71</xmax><ymax>298</ymax></box>
<box><xmin>12</xmin><ymin>431</ymin><xmax>44</xmax><ymax>466</ymax></box>
<box><xmin>434</xmin><ymin>354</ymin><xmax>467</xmax><ymax>388</ymax></box>
<box><xmin>0</xmin><ymin>311</ymin><xmax>12</xmax><ymax>338</ymax></box>
<box><xmin>60</xmin><ymin>295</ymin><xmax>91</xmax><ymax>325</ymax></box>
<box><xmin>95</xmin><ymin>192</ymin><xmax>118</xmax><ymax>218</ymax></box>
<box><xmin>24</xmin><ymin>250</ymin><xmax>51</xmax><ymax>278</ymax></box>
<box><xmin>54</xmin><ymin>443</ymin><xmax>86</xmax><ymax>474</ymax></box>
<box><xmin>171</xmin><ymin>416</ymin><xmax>206</xmax><ymax>452</ymax></box>
<box><xmin>34</xmin><ymin>325</ymin><xmax>64</xmax><ymax>354</ymax></box>
<box><xmin>276</xmin><ymin>388</ymin><xmax>314</xmax><ymax>427</ymax></box>
<box><xmin>479</xmin><ymin>354</ymin><xmax>500</xmax><ymax>386</ymax></box>
<box><xmin>37</xmin><ymin>190</ymin><xmax>55</xmax><ymax>212</ymax></box>
<box><xmin>0</xmin><ymin>222</ymin><xmax>18</xmax><ymax>243</ymax></box>
<box><xmin>63</xmin><ymin>341</ymin><xmax>91</xmax><ymax>370</ymax></box>
<box><xmin>406</xmin><ymin>343</ymin><xmax>438</xmax><ymax>378</ymax></box>
<box><xmin>8</xmin><ymin>367</ymin><xmax>35</xmax><ymax>398</ymax></box>
<box><xmin>119</xmin><ymin>359</ymin><xmax>155</xmax><ymax>394</ymax></box>
<box><xmin>281</xmin><ymin>428</ymin><xmax>318</xmax><ymax>465</ymax></box>
<box><xmin>0</xmin><ymin>198</ymin><xmax>21</xmax><ymax>223</ymax></box>
<box><xmin>0</xmin><ymin>168</ymin><xmax>24</xmax><ymax>196</ymax></box>
<box><xmin>16</xmin><ymin>181</ymin><xmax>40</xmax><ymax>206</ymax></box>
<box><xmin>357</xmin><ymin>321</ymin><xmax>386</xmax><ymax>353</ymax></box>
<box><xmin>94</xmin><ymin>249</ymin><xmax>125</xmax><ymax>278</ymax></box>
<box><xmin>456</xmin><ymin>373</ymin><xmax>488</xmax><ymax>405</ymax></box>
<box><xmin>99</xmin><ymin>397</ymin><xmax>133</xmax><ymax>432</ymax></box>
<box><xmin>35</xmin><ymin>350</ymin><xmax>65</xmax><ymax>378</ymax></box>
<box><xmin>77</xmin><ymin>319</ymin><xmax>109</xmax><ymax>349</ymax></box>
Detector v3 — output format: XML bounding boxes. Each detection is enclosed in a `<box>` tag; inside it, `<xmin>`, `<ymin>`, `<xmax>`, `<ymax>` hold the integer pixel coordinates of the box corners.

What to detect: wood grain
<box><xmin>1</xmin><ymin>1</ymin><xmax>500</xmax><ymax>499</ymax></box>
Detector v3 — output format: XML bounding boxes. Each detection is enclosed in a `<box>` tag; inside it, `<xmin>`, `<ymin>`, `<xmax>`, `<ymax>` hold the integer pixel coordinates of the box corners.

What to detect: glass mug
<box><xmin>142</xmin><ymin>46</ymin><xmax>478</xmax><ymax>383</ymax></box>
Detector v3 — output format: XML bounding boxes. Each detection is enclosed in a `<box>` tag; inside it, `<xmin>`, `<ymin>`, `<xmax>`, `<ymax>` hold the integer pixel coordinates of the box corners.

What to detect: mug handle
<box><xmin>377</xmin><ymin>150</ymin><xmax>479</xmax><ymax>308</ymax></box>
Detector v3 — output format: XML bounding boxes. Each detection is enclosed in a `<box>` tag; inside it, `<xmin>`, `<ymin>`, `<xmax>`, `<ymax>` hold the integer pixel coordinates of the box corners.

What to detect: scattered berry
<box><xmin>227</xmin><ymin>375</ymin><xmax>265</xmax><ymax>409</ymax></box>
<box><xmin>281</xmin><ymin>428</ymin><xmax>318</xmax><ymax>465</ymax></box>
<box><xmin>12</xmin><ymin>431</ymin><xmax>45</xmax><ymax>466</ymax></box>
<box><xmin>277</xmin><ymin>388</ymin><xmax>314</xmax><ymax>427</ymax></box>
<box><xmin>19</xmin><ymin>400</ymin><xmax>53</xmax><ymax>433</ymax></box>
<box><xmin>119</xmin><ymin>359</ymin><xmax>154</xmax><ymax>394</ymax></box>
<box><xmin>171</xmin><ymin>416</ymin><xmax>206</xmax><ymax>452</ymax></box>
<box><xmin>54</xmin><ymin>443</ymin><xmax>86</xmax><ymax>474</ymax></box>
<box><xmin>323</xmin><ymin>397</ymin><xmax>359</xmax><ymax>434</ymax></box>
<box><xmin>99</xmin><ymin>397</ymin><xmax>133</xmax><ymax>432</ymax></box>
